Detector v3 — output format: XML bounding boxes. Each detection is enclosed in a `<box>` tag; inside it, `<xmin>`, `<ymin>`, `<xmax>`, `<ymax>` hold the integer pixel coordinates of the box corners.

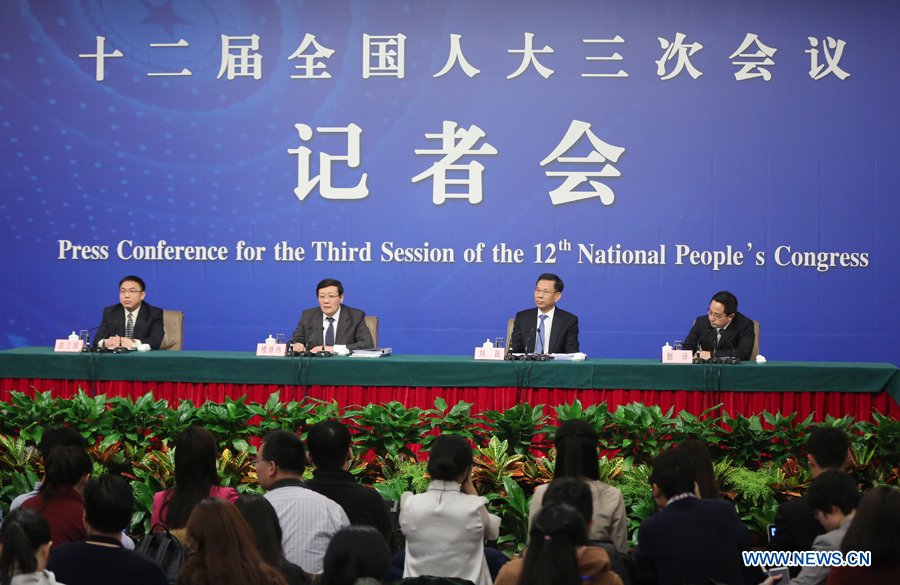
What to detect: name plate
<box><xmin>256</xmin><ymin>343</ymin><xmax>286</xmax><ymax>357</ymax></box>
<box><xmin>662</xmin><ymin>349</ymin><xmax>693</xmax><ymax>364</ymax></box>
<box><xmin>474</xmin><ymin>347</ymin><xmax>506</xmax><ymax>361</ymax></box>
<box><xmin>54</xmin><ymin>339</ymin><xmax>84</xmax><ymax>352</ymax></box>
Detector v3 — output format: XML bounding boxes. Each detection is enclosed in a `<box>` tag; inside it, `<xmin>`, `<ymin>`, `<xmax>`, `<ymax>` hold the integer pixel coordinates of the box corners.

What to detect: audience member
<box><xmin>317</xmin><ymin>526</ymin><xmax>390</xmax><ymax>585</ymax></box>
<box><xmin>257</xmin><ymin>431</ymin><xmax>349</xmax><ymax>574</ymax></box>
<box><xmin>495</xmin><ymin>480</ymin><xmax>623</xmax><ymax>585</ymax></box>
<box><xmin>0</xmin><ymin>508</ymin><xmax>57</xmax><ymax>585</ymax></box>
<box><xmin>399</xmin><ymin>433</ymin><xmax>500</xmax><ymax>585</ymax></box>
<box><xmin>151</xmin><ymin>427</ymin><xmax>238</xmax><ymax>530</ymax></box>
<box><xmin>769</xmin><ymin>426</ymin><xmax>849</xmax><ymax>578</ymax></box>
<box><xmin>10</xmin><ymin>427</ymin><xmax>87</xmax><ymax>512</ymax></box>
<box><xmin>304</xmin><ymin>420</ymin><xmax>393</xmax><ymax>546</ymax></box>
<box><xmin>635</xmin><ymin>449</ymin><xmax>751</xmax><ymax>585</ymax></box>
<box><xmin>762</xmin><ymin>470</ymin><xmax>859</xmax><ymax>585</ymax></box>
<box><xmin>178</xmin><ymin>498</ymin><xmax>287</xmax><ymax>585</ymax></box>
<box><xmin>235</xmin><ymin>494</ymin><xmax>310</xmax><ymax>585</ymax></box>
<box><xmin>528</xmin><ymin>420</ymin><xmax>627</xmax><ymax>552</ymax></box>
<box><xmin>20</xmin><ymin>446</ymin><xmax>92</xmax><ymax>548</ymax></box>
<box><xmin>47</xmin><ymin>475</ymin><xmax>168</xmax><ymax>585</ymax></box>
<box><xmin>676</xmin><ymin>439</ymin><xmax>721</xmax><ymax>499</ymax></box>
<box><xmin>827</xmin><ymin>486</ymin><xmax>900</xmax><ymax>585</ymax></box>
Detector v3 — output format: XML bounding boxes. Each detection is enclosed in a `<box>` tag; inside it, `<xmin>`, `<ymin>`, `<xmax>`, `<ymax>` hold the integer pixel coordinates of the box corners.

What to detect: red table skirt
<box><xmin>3</xmin><ymin>378</ymin><xmax>898</xmax><ymax>421</ymax></box>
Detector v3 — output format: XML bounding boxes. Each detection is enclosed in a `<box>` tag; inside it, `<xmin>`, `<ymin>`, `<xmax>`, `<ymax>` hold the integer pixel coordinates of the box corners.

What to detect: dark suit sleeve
<box><xmin>289</xmin><ymin>317</ymin><xmax>307</xmax><ymax>346</ymax></box>
<box><xmin>731</xmin><ymin>317</ymin><xmax>755</xmax><ymax>361</ymax></box>
<box><xmin>346</xmin><ymin>310</ymin><xmax>374</xmax><ymax>350</ymax></box>
<box><xmin>681</xmin><ymin>317</ymin><xmax>705</xmax><ymax>353</ymax></box>
<box><xmin>92</xmin><ymin>306</ymin><xmax>113</xmax><ymax>347</ymax></box>
<box><xmin>562</xmin><ymin>314</ymin><xmax>579</xmax><ymax>353</ymax></box>
<box><xmin>143</xmin><ymin>306</ymin><xmax>165</xmax><ymax>350</ymax></box>
<box><xmin>509</xmin><ymin>312</ymin><xmax>527</xmax><ymax>353</ymax></box>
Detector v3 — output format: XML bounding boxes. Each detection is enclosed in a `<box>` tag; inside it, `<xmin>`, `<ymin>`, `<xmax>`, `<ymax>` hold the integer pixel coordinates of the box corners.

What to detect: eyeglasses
<box><xmin>707</xmin><ymin>309</ymin><xmax>726</xmax><ymax>319</ymax></box>
<box><xmin>120</xmin><ymin>289</ymin><xmax>142</xmax><ymax>295</ymax></box>
<box><xmin>251</xmin><ymin>459</ymin><xmax>270</xmax><ymax>467</ymax></box>
<box><xmin>318</xmin><ymin>294</ymin><xmax>340</xmax><ymax>301</ymax></box>
<box><xmin>534</xmin><ymin>288</ymin><xmax>556</xmax><ymax>296</ymax></box>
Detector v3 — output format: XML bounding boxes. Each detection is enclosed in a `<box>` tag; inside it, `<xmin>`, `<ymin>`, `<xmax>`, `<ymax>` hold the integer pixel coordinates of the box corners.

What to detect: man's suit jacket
<box><xmin>635</xmin><ymin>497</ymin><xmax>752</xmax><ymax>585</ymax></box>
<box><xmin>93</xmin><ymin>302</ymin><xmax>166</xmax><ymax>350</ymax></box>
<box><xmin>682</xmin><ymin>311</ymin><xmax>756</xmax><ymax>361</ymax></box>
<box><xmin>290</xmin><ymin>305</ymin><xmax>374</xmax><ymax>350</ymax></box>
<box><xmin>509</xmin><ymin>307</ymin><xmax>579</xmax><ymax>354</ymax></box>
<box><xmin>769</xmin><ymin>495</ymin><xmax>827</xmax><ymax>578</ymax></box>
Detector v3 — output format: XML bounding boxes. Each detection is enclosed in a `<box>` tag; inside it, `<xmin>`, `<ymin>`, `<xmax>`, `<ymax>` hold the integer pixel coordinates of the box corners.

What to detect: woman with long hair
<box><xmin>178</xmin><ymin>498</ymin><xmax>287</xmax><ymax>585</ymax></box>
<box><xmin>317</xmin><ymin>526</ymin><xmax>390</xmax><ymax>585</ymax></box>
<box><xmin>0</xmin><ymin>508</ymin><xmax>58</xmax><ymax>585</ymax></box>
<box><xmin>19</xmin><ymin>445</ymin><xmax>93</xmax><ymax>548</ymax></box>
<box><xmin>676</xmin><ymin>439</ymin><xmax>721</xmax><ymax>499</ymax></box>
<box><xmin>399</xmin><ymin>433</ymin><xmax>500</xmax><ymax>585</ymax></box>
<box><xmin>827</xmin><ymin>486</ymin><xmax>900</xmax><ymax>584</ymax></box>
<box><xmin>528</xmin><ymin>419</ymin><xmax>627</xmax><ymax>551</ymax></box>
<box><xmin>235</xmin><ymin>494</ymin><xmax>309</xmax><ymax>585</ymax></box>
<box><xmin>151</xmin><ymin>427</ymin><xmax>238</xmax><ymax>530</ymax></box>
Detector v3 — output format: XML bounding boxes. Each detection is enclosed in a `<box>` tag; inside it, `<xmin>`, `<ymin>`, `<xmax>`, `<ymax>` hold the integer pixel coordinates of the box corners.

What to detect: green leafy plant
<box><xmin>603</xmin><ymin>403</ymin><xmax>678</xmax><ymax>466</ymax></box>
<box><xmin>481</xmin><ymin>404</ymin><xmax>551</xmax><ymax>456</ymax></box>
<box><xmin>422</xmin><ymin>398</ymin><xmax>486</xmax><ymax>450</ymax></box>
<box><xmin>490</xmin><ymin>475</ymin><xmax>532</xmax><ymax>556</ymax></box>
<box><xmin>473</xmin><ymin>436</ymin><xmax>525</xmax><ymax>494</ymax></box>
<box><xmin>345</xmin><ymin>401</ymin><xmax>428</xmax><ymax>459</ymax></box>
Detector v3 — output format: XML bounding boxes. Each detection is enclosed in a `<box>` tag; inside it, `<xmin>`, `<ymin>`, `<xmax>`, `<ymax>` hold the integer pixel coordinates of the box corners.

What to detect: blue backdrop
<box><xmin>2</xmin><ymin>0</ymin><xmax>897</xmax><ymax>363</ymax></box>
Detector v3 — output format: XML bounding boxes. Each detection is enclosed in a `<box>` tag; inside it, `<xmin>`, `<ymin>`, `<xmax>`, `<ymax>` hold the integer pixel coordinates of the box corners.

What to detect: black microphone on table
<box><xmin>692</xmin><ymin>328</ymin><xmax>717</xmax><ymax>364</ymax></box>
<box><xmin>719</xmin><ymin>331</ymin><xmax>741</xmax><ymax>364</ymax></box>
<box><xmin>530</xmin><ymin>324</ymin><xmax>551</xmax><ymax>361</ymax></box>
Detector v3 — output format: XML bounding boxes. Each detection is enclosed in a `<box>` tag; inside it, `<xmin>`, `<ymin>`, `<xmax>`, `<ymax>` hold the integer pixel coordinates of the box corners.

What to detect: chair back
<box><xmin>160</xmin><ymin>310</ymin><xmax>184</xmax><ymax>351</ymax></box>
<box><xmin>506</xmin><ymin>318</ymin><xmax>515</xmax><ymax>350</ymax></box>
<box><xmin>365</xmin><ymin>315</ymin><xmax>379</xmax><ymax>347</ymax></box>
<box><xmin>750</xmin><ymin>320</ymin><xmax>760</xmax><ymax>361</ymax></box>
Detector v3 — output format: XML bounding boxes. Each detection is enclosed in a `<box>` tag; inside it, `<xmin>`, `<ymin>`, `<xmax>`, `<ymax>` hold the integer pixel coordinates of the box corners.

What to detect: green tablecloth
<box><xmin>1</xmin><ymin>348</ymin><xmax>898</xmax><ymax>403</ymax></box>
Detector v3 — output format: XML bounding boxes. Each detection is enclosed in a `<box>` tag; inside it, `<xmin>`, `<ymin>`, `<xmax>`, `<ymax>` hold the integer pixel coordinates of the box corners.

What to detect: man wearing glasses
<box><xmin>290</xmin><ymin>278</ymin><xmax>374</xmax><ymax>353</ymax></box>
<box><xmin>682</xmin><ymin>291</ymin><xmax>755</xmax><ymax>361</ymax></box>
<box><xmin>93</xmin><ymin>275</ymin><xmax>165</xmax><ymax>350</ymax></box>
<box><xmin>509</xmin><ymin>273</ymin><xmax>580</xmax><ymax>354</ymax></box>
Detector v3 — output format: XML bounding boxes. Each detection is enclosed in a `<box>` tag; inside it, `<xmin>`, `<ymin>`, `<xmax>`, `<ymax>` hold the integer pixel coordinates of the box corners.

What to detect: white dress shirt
<box><xmin>321</xmin><ymin>308</ymin><xmax>347</xmax><ymax>352</ymax></box>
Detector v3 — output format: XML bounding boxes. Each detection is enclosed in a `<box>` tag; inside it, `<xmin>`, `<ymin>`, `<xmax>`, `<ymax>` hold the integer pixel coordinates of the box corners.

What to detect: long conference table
<box><xmin>1</xmin><ymin>348</ymin><xmax>898</xmax><ymax>421</ymax></box>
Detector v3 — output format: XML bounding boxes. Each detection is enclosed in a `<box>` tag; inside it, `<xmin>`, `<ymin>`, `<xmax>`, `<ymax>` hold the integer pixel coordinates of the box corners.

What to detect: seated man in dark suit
<box><xmin>769</xmin><ymin>426</ymin><xmax>850</xmax><ymax>578</ymax></box>
<box><xmin>93</xmin><ymin>275</ymin><xmax>166</xmax><ymax>350</ymax></box>
<box><xmin>290</xmin><ymin>278</ymin><xmax>374</xmax><ymax>353</ymax></box>
<box><xmin>682</xmin><ymin>290</ymin><xmax>755</xmax><ymax>361</ymax></box>
<box><xmin>305</xmin><ymin>419</ymin><xmax>393</xmax><ymax>548</ymax></box>
<box><xmin>635</xmin><ymin>449</ymin><xmax>752</xmax><ymax>585</ymax></box>
<box><xmin>509</xmin><ymin>273</ymin><xmax>579</xmax><ymax>354</ymax></box>
<box><xmin>48</xmin><ymin>474</ymin><xmax>169</xmax><ymax>585</ymax></box>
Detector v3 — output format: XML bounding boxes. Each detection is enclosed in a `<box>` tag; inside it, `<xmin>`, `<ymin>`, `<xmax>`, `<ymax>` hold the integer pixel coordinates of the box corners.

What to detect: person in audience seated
<box><xmin>290</xmin><ymin>278</ymin><xmax>374</xmax><ymax>353</ymax></box>
<box><xmin>635</xmin><ymin>449</ymin><xmax>751</xmax><ymax>585</ymax></box>
<box><xmin>21</xmin><ymin>446</ymin><xmax>92</xmax><ymax>548</ymax></box>
<box><xmin>11</xmin><ymin>427</ymin><xmax>87</xmax><ymax>512</ymax></box>
<box><xmin>762</xmin><ymin>470</ymin><xmax>859</xmax><ymax>585</ymax></box>
<box><xmin>151</xmin><ymin>427</ymin><xmax>238</xmax><ymax>533</ymax></box>
<box><xmin>769</xmin><ymin>426</ymin><xmax>849</xmax><ymax>578</ymax></box>
<box><xmin>827</xmin><ymin>485</ymin><xmax>900</xmax><ymax>584</ymax></box>
<box><xmin>318</xmin><ymin>526</ymin><xmax>391</xmax><ymax>585</ymax></box>
<box><xmin>257</xmin><ymin>430</ymin><xmax>349</xmax><ymax>574</ymax></box>
<box><xmin>235</xmin><ymin>494</ymin><xmax>310</xmax><ymax>585</ymax></box>
<box><xmin>676</xmin><ymin>439</ymin><xmax>721</xmax><ymax>499</ymax></box>
<box><xmin>47</xmin><ymin>475</ymin><xmax>168</xmax><ymax>585</ymax></box>
<box><xmin>529</xmin><ymin>419</ymin><xmax>627</xmax><ymax>552</ymax></box>
<box><xmin>399</xmin><ymin>433</ymin><xmax>501</xmax><ymax>585</ymax></box>
<box><xmin>510</xmin><ymin>273</ymin><xmax>579</xmax><ymax>354</ymax></box>
<box><xmin>93</xmin><ymin>275</ymin><xmax>165</xmax><ymax>350</ymax></box>
<box><xmin>0</xmin><ymin>508</ymin><xmax>57</xmax><ymax>585</ymax></box>
<box><xmin>305</xmin><ymin>420</ymin><xmax>393</xmax><ymax>547</ymax></box>
<box><xmin>682</xmin><ymin>291</ymin><xmax>755</xmax><ymax>361</ymax></box>
<box><xmin>495</xmin><ymin>479</ymin><xmax>623</xmax><ymax>585</ymax></box>
<box><xmin>177</xmin><ymin>498</ymin><xmax>287</xmax><ymax>585</ymax></box>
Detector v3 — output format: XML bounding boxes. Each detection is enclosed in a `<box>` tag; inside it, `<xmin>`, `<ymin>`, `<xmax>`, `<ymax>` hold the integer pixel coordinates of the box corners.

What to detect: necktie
<box><xmin>536</xmin><ymin>314</ymin><xmax>548</xmax><ymax>354</ymax></box>
<box><xmin>325</xmin><ymin>317</ymin><xmax>335</xmax><ymax>346</ymax></box>
<box><xmin>125</xmin><ymin>313</ymin><xmax>134</xmax><ymax>339</ymax></box>
<box><xmin>716</xmin><ymin>328</ymin><xmax>722</xmax><ymax>346</ymax></box>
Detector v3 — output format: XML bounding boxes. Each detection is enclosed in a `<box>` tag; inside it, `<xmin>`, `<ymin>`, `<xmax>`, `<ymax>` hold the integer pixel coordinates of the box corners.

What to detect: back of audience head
<box><xmin>676</xmin><ymin>440</ymin><xmax>720</xmax><ymax>499</ymax></box>
<box><xmin>307</xmin><ymin>419</ymin><xmax>352</xmax><ymax>470</ymax></box>
<box><xmin>258</xmin><ymin>430</ymin><xmax>307</xmax><ymax>490</ymax></box>
<box><xmin>521</xmin><ymin>503</ymin><xmax>588</xmax><ymax>585</ymax></box>
<box><xmin>38</xmin><ymin>445</ymin><xmax>92</xmax><ymax>503</ymax></box>
<box><xmin>181</xmin><ymin>498</ymin><xmax>287</xmax><ymax>585</ymax></box>
<box><xmin>543</xmin><ymin>477</ymin><xmax>593</xmax><ymax>530</ymax></box>
<box><xmin>83</xmin><ymin>474</ymin><xmax>134</xmax><ymax>536</ymax></box>
<box><xmin>319</xmin><ymin>526</ymin><xmax>390</xmax><ymax>585</ymax></box>
<box><xmin>234</xmin><ymin>493</ymin><xmax>289</xmax><ymax>570</ymax></box>
<box><xmin>38</xmin><ymin>426</ymin><xmax>88</xmax><ymax>460</ymax></box>
<box><xmin>162</xmin><ymin>426</ymin><xmax>221</xmax><ymax>528</ymax></box>
<box><xmin>426</xmin><ymin>433</ymin><xmax>473</xmax><ymax>482</ymax></box>
<box><xmin>805</xmin><ymin>426</ymin><xmax>849</xmax><ymax>475</ymax></box>
<box><xmin>839</xmin><ymin>485</ymin><xmax>900</xmax><ymax>567</ymax></box>
<box><xmin>553</xmin><ymin>419</ymin><xmax>600</xmax><ymax>481</ymax></box>
<box><xmin>648</xmin><ymin>449</ymin><xmax>696</xmax><ymax>503</ymax></box>
<box><xmin>0</xmin><ymin>508</ymin><xmax>52</xmax><ymax>585</ymax></box>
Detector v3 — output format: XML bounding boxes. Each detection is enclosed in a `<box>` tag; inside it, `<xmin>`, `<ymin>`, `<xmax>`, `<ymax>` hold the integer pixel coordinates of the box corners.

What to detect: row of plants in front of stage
<box><xmin>1</xmin><ymin>390</ymin><xmax>899</xmax><ymax>550</ymax></box>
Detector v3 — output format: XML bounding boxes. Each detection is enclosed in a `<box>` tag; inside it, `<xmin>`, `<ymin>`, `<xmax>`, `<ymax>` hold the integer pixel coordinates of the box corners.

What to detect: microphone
<box><xmin>535</xmin><ymin>325</ymin><xmax>545</xmax><ymax>355</ymax></box>
<box><xmin>531</xmin><ymin>325</ymin><xmax>551</xmax><ymax>361</ymax></box>
<box><xmin>81</xmin><ymin>325</ymin><xmax>103</xmax><ymax>352</ymax></box>
<box><xmin>719</xmin><ymin>331</ymin><xmax>741</xmax><ymax>364</ymax></box>
<box><xmin>693</xmin><ymin>327</ymin><xmax>716</xmax><ymax>364</ymax></box>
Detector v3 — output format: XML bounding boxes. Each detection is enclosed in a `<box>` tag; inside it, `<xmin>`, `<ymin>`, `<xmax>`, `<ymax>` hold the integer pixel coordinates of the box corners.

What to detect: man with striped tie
<box><xmin>509</xmin><ymin>273</ymin><xmax>580</xmax><ymax>355</ymax></box>
<box><xmin>93</xmin><ymin>275</ymin><xmax>165</xmax><ymax>350</ymax></box>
